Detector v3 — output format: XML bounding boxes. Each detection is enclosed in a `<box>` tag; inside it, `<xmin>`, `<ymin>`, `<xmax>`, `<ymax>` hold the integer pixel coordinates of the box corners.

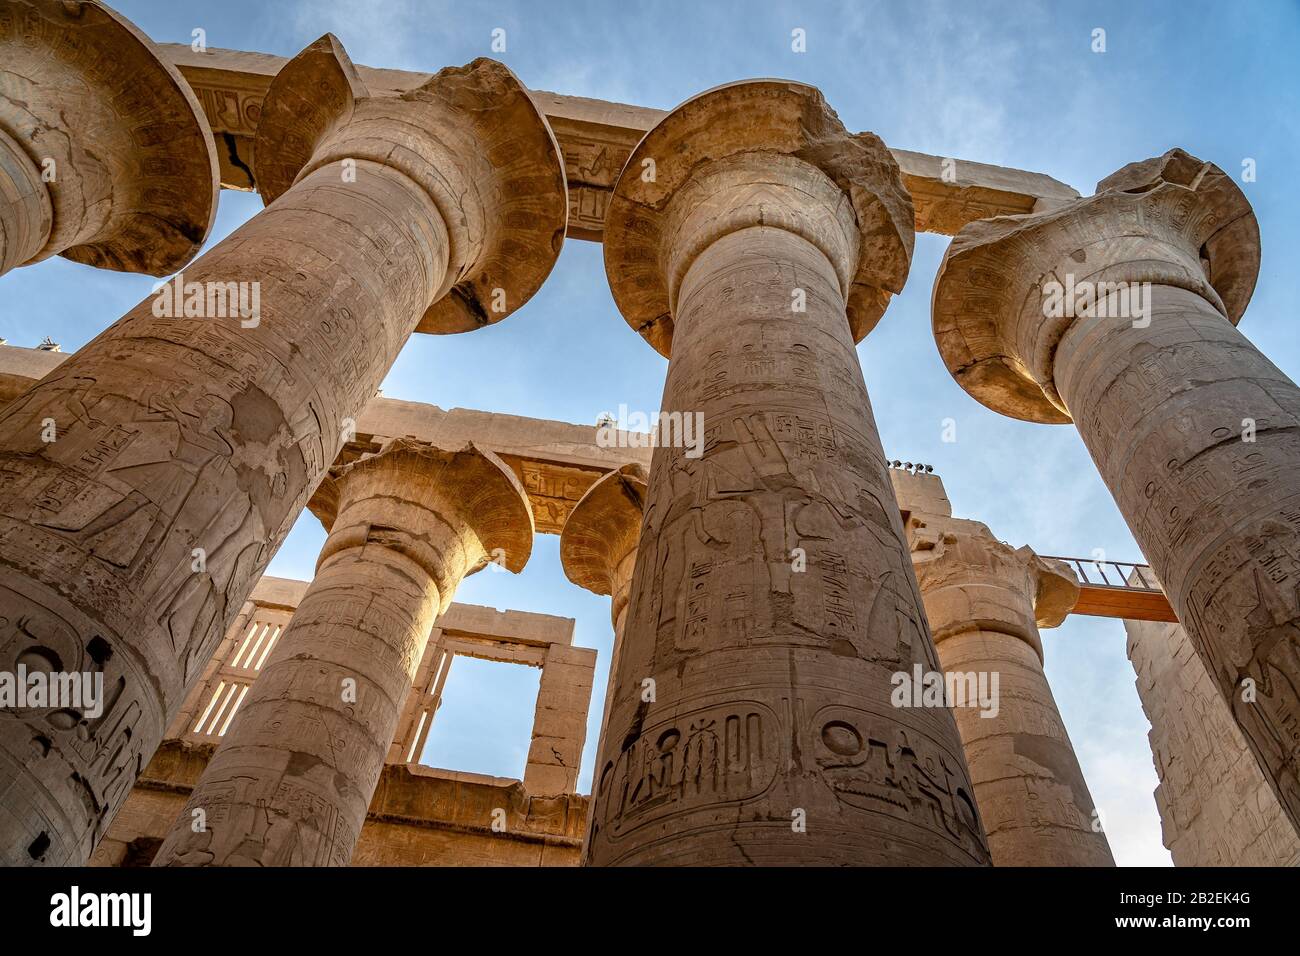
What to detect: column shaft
<box><xmin>0</xmin><ymin>35</ymin><xmax>564</xmax><ymax>864</ymax></box>
<box><xmin>936</xmin><ymin>631</ymin><xmax>1113</xmax><ymax>865</ymax></box>
<box><xmin>155</xmin><ymin>535</ymin><xmax>447</xmax><ymax>865</ymax></box>
<box><xmin>1126</xmin><ymin>614</ymin><xmax>1300</xmax><ymax>864</ymax></box>
<box><xmin>911</xmin><ymin>524</ymin><xmax>1113</xmax><ymax>865</ymax></box>
<box><xmin>581</xmin><ymin>556</ymin><xmax>635</xmax><ymax>789</ymax></box>
<box><xmin>586</xmin><ymin>550</ymin><xmax>636</xmax><ymax>809</ymax></box>
<box><xmin>0</xmin><ymin>160</ymin><xmax>445</xmax><ymax>866</ymax></box>
<box><xmin>932</xmin><ymin>149</ymin><xmax>1300</xmax><ymax>830</ymax></box>
<box><xmin>1055</xmin><ymin>284</ymin><xmax>1300</xmax><ymax>819</ymax></box>
<box><xmin>559</xmin><ymin>464</ymin><xmax>646</xmax><ymax>856</ymax></box>
<box><xmin>591</xmin><ymin>225</ymin><xmax>985</xmax><ymax>864</ymax></box>
<box><xmin>151</xmin><ymin>440</ymin><xmax>532</xmax><ymax>866</ymax></box>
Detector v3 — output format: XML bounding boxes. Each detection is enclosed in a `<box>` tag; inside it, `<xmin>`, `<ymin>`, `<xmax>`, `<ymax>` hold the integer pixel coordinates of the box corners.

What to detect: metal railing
<box><xmin>1042</xmin><ymin>556</ymin><xmax>1177</xmax><ymax>622</ymax></box>
<box><xmin>1042</xmin><ymin>556</ymin><xmax>1159</xmax><ymax>591</ymax></box>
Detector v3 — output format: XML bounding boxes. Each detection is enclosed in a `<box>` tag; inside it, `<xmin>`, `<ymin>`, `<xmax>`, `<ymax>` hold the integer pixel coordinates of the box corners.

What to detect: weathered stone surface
<box><xmin>589</xmin><ymin>80</ymin><xmax>988</xmax><ymax>866</ymax></box>
<box><xmin>0</xmin><ymin>343</ymin><xmax>65</xmax><ymax>405</ymax></box>
<box><xmin>151</xmin><ymin>439</ymin><xmax>534</xmax><ymax>866</ymax></box>
<box><xmin>0</xmin><ymin>125</ymin><xmax>52</xmax><ymax>278</ymax></box>
<box><xmin>1126</xmin><ymin>612</ymin><xmax>1300</xmax><ymax>866</ymax></box>
<box><xmin>253</xmin><ymin>37</ymin><xmax>566</xmax><ymax>335</ymax></box>
<box><xmin>5</xmin><ymin>2</ymin><xmax>1288</xmax><ymax>865</ymax></box>
<box><xmin>910</xmin><ymin>515</ymin><xmax>1114</xmax><ymax>866</ymax></box>
<box><xmin>327</xmin><ymin>400</ymin><xmax>653</xmax><ymax>535</ymax></box>
<box><xmin>933</xmin><ymin>147</ymin><xmax>1258</xmax><ymax>423</ymax></box>
<box><xmin>159</xmin><ymin>42</ymin><xmax>1082</xmax><ymax>240</ymax></box>
<box><xmin>86</xmin><ymin>573</ymin><xmax>591</xmax><ymax>866</ymax></box>
<box><xmin>0</xmin><ymin>35</ymin><xmax>565</xmax><ymax>865</ymax></box>
<box><xmin>0</xmin><ymin>343</ymin><xmax>947</xmax><ymax>531</ymax></box>
<box><xmin>604</xmin><ymin>79</ymin><xmax>914</xmax><ymax>358</ymax></box>
<box><xmin>933</xmin><ymin>148</ymin><xmax>1300</xmax><ymax>835</ymax></box>
<box><xmin>560</xmin><ymin>463</ymin><xmax>648</xmax><ymax>632</ymax></box>
<box><xmin>90</xmin><ymin>740</ymin><xmax>587</xmax><ymax>867</ymax></box>
<box><xmin>559</xmin><ymin>464</ymin><xmax>647</xmax><ymax>851</ymax></box>
<box><xmin>525</xmin><ymin>642</ymin><xmax>596</xmax><ymax>796</ymax></box>
<box><xmin>0</xmin><ymin>0</ymin><xmax>218</xmax><ymax>276</ymax></box>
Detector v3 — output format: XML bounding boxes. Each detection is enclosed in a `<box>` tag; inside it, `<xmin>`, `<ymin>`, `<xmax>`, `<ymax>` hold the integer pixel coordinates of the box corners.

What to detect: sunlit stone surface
<box><xmin>0</xmin><ymin>4</ymin><xmax>1291</xmax><ymax>869</ymax></box>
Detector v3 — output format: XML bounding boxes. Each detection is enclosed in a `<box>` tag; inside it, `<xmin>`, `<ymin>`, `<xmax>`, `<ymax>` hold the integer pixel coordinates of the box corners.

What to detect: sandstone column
<box><xmin>910</xmin><ymin>516</ymin><xmax>1115</xmax><ymax>865</ymax></box>
<box><xmin>0</xmin><ymin>0</ymin><xmax>217</xmax><ymax>277</ymax></box>
<box><xmin>558</xmin><ymin>463</ymin><xmax>647</xmax><ymax>848</ymax></box>
<box><xmin>0</xmin><ymin>35</ymin><xmax>566</xmax><ymax>865</ymax></box>
<box><xmin>1126</xmin><ymin>610</ymin><xmax>1300</xmax><ymax>865</ymax></box>
<box><xmin>560</xmin><ymin>463</ymin><xmax>648</xmax><ymax>678</ymax></box>
<box><xmin>152</xmin><ymin>439</ymin><xmax>534</xmax><ymax>866</ymax></box>
<box><xmin>589</xmin><ymin>81</ymin><xmax>990</xmax><ymax>866</ymax></box>
<box><xmin>933</xmin><ymin>148</ymin><xmax>1300</xmax><ymax>832</ymax></box>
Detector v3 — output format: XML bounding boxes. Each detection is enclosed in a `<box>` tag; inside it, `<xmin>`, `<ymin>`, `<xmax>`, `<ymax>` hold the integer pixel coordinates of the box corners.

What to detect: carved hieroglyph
<box><xmin>0</xmin><ymin>35</ymin><xmax>566</xmax><ymax>865</ymax></box>
<box><xmin>0</xmin><ymin>0</ymin><xmax>218</xmax><ymax>277</ymax></box>
<box><xmin>589</xmin><ymin>80</ymin><xmax>990</xmax><ymax>866</ymax></box>
<box><xmin>933</xmin><ymin>148</ymin><xmax>1300</xmax><ymax>834</ymax></box>
<box><xmin>910</xmin><ymin>516</ymin><xmax>1115</xmax><ymax>866</ymax></box>
<box><xmin>152</xmin><ymin>440</ymin><xmax>533</xmax><ymax>866</ymax></box>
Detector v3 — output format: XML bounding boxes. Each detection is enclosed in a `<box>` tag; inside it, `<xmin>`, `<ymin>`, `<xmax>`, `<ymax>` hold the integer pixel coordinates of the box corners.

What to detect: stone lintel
<box><xmin>355</xmin><ymin>398</ymin><xmax>652</xmax><ymax>473</ymax></box>
<box><xmin>340</xmin><ymin>398</ymin><xmax>654</xmax><ymax>535</ymax></box>
<box><xmin>158</xmin><ymin>43</ymin><xmax>1079</xmax><ymax>241</ymax></box>
<box><xmin>244</xmin><ymin>574</ymin><xmax>308</xmax><ymax>610</ymax></box>
<box><xmin>439</xmin><ymin>604</ymin><xmax>577</xmax><ymax>649</ymax></box>
<box><xmin>249</xmin><ymin>574</ymin><xmax>577</xmax><ymax>648</ymax></box>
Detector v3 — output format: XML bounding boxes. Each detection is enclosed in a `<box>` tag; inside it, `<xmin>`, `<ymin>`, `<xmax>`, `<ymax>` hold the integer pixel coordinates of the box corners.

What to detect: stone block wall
<box><xmin>91</xmin><ymin>741</ymin><xmax>587</xmax><ymax>867</ymax></box>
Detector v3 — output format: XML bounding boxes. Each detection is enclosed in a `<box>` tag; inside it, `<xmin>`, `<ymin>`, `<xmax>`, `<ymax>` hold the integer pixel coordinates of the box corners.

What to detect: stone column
<box><xmin>560</xmin><ymin>463</ymin><xmax>648</xmax><ymax>680</ymax></box>
<box><xmin>933</xmin><ymin>148</ymin><xmax>1300</xmax><ymax>832</ymax></box>
<box><xmin>558</xmin><ymin>463</ymin><xmax>647</xmax><ymax>848</ymax></box>
<box><xmin>1126</xmin><ymin>612</ymin><xmax>1300</xmax><ymax>865</ymax></box>
<box><xmin>910</xmin><ymin>516</ymin><xmax>1114</xmax><ymax>865</ymax></box>
<box><xmin>0</xmin><ymin>0</ymin><xmax>217</xmax><ymax>277</ymax></box>
<box><xmin>0</xmin><ymin>35</ymin><xmax>566</xmax><ymax>865</ymax></box>
<box><xmin>588</xmin><ymin>81</ymin><xmax>990</xmax><ymax>866</ymax></box>
<box><xmin>152</xmin><ymin>439</ymin><xmax>534</xmax><ymax>866</ymax></box>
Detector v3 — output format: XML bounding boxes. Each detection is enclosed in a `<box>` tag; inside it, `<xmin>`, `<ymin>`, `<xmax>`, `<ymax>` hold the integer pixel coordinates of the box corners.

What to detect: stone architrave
<box><xmin>588</xmin><ymin>80</ymin><xmax>991</xmax><ymax>866</ymax></box>
<box><xmin>558</xmin><ymin>463</ymin><xmax>647</xmax><ymax>848</ymax></box>
<box><xmin>0</xmin><ymin>34</ymin><xmax>566</xmax><ymax>866</ymax></box>
<box><xmin>932</xmin><ymin>148</ymin><xmax>1300</xmax><ymax>832</ymax></box>
<box><xmin>0</xmin><ymin>0</ymin><xmax>218</xmax><ymax>277</ymax></box>
<box><xmin>910</xmin><ymin>516</ymin><xmax>1115</xmax><ymax>866</ymax></box>
<box><xmin>151</xmin><ymin>439</ymin><xmax>534</xmax><ymax>866</ymax></box>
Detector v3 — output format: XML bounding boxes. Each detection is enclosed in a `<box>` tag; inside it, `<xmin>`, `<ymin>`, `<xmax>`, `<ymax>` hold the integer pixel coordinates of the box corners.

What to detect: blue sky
<box><xmin>4</xmin><ymin>0</ymin><xmax>1297</xmax><ymax>865</ymax></box>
